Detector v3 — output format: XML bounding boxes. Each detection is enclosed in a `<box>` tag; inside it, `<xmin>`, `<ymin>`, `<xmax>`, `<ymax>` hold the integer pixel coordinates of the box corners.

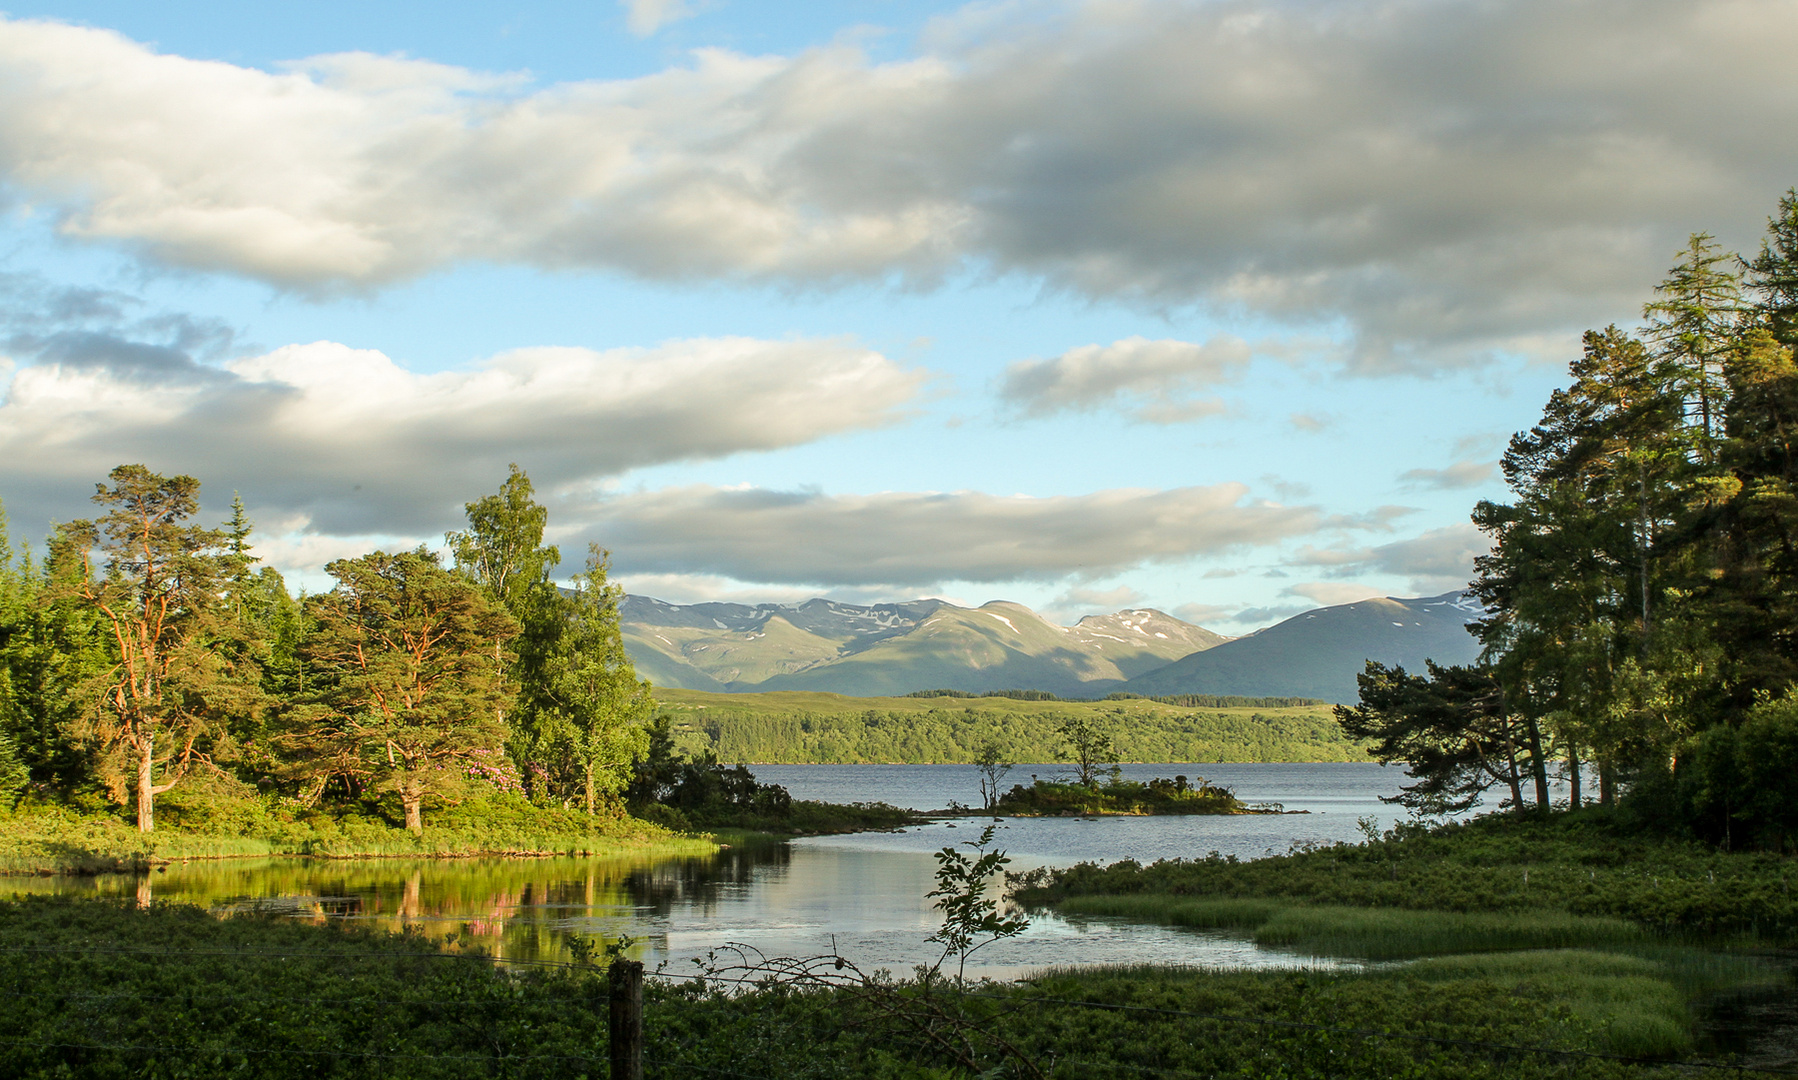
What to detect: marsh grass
<box><xmin>1056</xmin><ymin>894</ymin><xmax>1643</xmax><ymax>958</ymax></box>
<box><xmin>1019</xmin><ymin>806</ymin><xmax>1798</xmax><ymax>936</ymax></box>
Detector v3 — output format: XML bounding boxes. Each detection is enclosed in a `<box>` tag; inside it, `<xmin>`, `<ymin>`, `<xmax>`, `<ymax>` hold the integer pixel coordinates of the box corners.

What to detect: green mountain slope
<box><xmin>1122</xmin><ymin>592</ymin><xmax>1483</xmax><ymax>704</ymax></box>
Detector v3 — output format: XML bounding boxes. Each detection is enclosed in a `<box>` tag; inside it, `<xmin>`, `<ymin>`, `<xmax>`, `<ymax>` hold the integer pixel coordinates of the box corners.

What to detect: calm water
<box><xmin>3</xmin><ymin>763</ymin><xmax>1437</xmax><ymax>978</ymax></box>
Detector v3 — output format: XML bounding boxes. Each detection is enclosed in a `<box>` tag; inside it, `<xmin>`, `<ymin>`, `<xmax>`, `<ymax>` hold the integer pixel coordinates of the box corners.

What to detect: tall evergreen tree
<box><xmin>61</xmin><ymin>466</ymin><xmax>257</xmax><ymax>831</ymax></box>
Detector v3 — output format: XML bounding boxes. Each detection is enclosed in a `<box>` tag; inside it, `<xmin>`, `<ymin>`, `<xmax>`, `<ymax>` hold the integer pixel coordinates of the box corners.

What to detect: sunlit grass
<box><xmin>1056</xmin><ymin>894</ymin><xmax>1643</xmax><ymax>958</ymax></box>
<box><xmin>0</xmin><ymin>795</ymin><xmax>713</xmax><ymax>872</ymax></box>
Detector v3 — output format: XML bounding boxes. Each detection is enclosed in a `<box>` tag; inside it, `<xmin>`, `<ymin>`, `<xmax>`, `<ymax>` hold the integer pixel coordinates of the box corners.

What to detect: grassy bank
<box><xmin>1014</xmin><ymin>807</ymin><xmax>1798</xmax><ymax>937</ymax></box>
<box><xmin>0</xmin><ymin>792</ymin><xmax>711</xmax><ymax>874</ymax></box>
<box><xmin>656</xmin><ymin>687</ymin><xmax>1366</xmax><ymax>763</ymax></box>
<box><xmin>0</xmin><ymin>894</ymin><xmax>1754</xmax><ymax>1077</ymax></box>
<box><xmin>633</xmin><ymin>797</ymin><xmax>923</xmax><ymax>837</ymax></box>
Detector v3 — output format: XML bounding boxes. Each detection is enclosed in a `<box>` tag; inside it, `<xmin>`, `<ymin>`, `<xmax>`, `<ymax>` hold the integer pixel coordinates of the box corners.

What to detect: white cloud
<box><xmin>0</xmin><ymin>335</ymin><xmax>923</xmax><ymax>535</ymax></box>
<box><xmin>1286</xmin><ymin>581</ymin><xmax>1386</xmax><ymax>607</ymax></box>
<box><xmin>998</xmin><ymin>336</ymin><xmax>1249</xmax><ymax>421</ymax></box>
<box><xmin>1400</xmin><ymin>460</ymin><xmax>1498</xmax><ymax>490</ymax></box>
<box><xmin>621</xmin><ymin>0</ymin><xmax>697</xmax><ymax>37</ymax></box>
<box><xmin>2</xmin><ymin>3</ymin><xmax>1796</xmax><ymax>356</ymax></box>
<box><xmin>1044</xmin><ymin>584</ymin><xmax>1148</xmax><ymax>623</ymax></box>
<box><xmin>1290</xmin><ymin>524</ymin><xmax>1490</xmax><ymax>594</ymax></box>
<box><xmin>571</xmin><ymin>483</ymin><xmax>1351</xmax><ymax>586</ymax></box>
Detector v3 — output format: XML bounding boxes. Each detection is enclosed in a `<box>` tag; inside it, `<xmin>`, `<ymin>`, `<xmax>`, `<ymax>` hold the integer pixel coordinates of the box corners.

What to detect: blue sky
<box><xmin>0</xmin><ymin>0</ymin><xmax>1795</xmax><ymax>631</ymax></box>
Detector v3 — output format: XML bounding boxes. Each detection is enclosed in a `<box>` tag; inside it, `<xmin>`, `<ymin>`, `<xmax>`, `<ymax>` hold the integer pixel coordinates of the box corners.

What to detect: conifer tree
<box><xmin>62</xmin><ymin>466</ymin><xmax>256</xmax><ymax>831</ymax></box>
<box><xmin>296</xmin><ymin>549</ymin><xmax>517</xmax><ymax>833</ymax></box>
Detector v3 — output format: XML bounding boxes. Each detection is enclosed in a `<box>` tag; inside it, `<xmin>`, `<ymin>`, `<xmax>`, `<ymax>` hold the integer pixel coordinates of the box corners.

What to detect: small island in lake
<box><xmin>994</xmin><ymin>774</ymin><xmax>1268</xmax><ymax>816</ymax></box>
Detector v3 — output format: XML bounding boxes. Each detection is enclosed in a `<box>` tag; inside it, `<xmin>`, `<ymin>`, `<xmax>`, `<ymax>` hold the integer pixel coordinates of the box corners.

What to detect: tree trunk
<box><xmin>1567</xmin><ymin>744</ymin><xmax>1582</xmax><ymax>809</ymax></box>
<box><xmin>1598</xmin><ymin>759</ymin><xmax>1616</xmax><ymax>806</ymax></box>
<box><xmin>584</xmin><ymin>765</ymin><xmax>595</xmax><ymax>817</ymax></box>
<box><xmin>1521</xmin><ymin>714</ymin><xmax>1551</xmax><ymax>810</ymax></box>
<box><xmin>137</xmin><ymin>732</ymin><xmax>155</xmax><ymax>833</ymax></box>
<box><xmin>1503</xmin><ymin>742</ymin><xmax>1525</xmax><ymax>811</ymax></box>
<box><xmin>403</xmin><ymin>793</ymin><xmax>424</xmax><ymax>835</ymax></box>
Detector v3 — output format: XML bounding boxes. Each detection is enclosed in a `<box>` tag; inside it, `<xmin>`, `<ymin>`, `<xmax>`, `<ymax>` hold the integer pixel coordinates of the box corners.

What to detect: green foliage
<box><xmin>995</xmin><ymin>776</ymin><xmax>1246</xmax><ymax>816</ymax></box>
<box><xmin>58</xmin><ymin>466</ymin><xmax>264</xmax><ymax>832</ymax></box>
<box><xmin>658</xmin><ymin>689</ymin><xmax>1365</xmax><ymax>764</ymax></box>
<box><xmin>0</xmin><ymin>892</ymin><xmax>1766</xmax><ymax>1077</ymax></box>
<box><xmin>285</xmin><ymin>549</ymin><xmax>518</xmax><ymax>834</ymax></box>
<box><xmin>925</xmin><ymin>824</ymin><xmax>1029</xmax><ymax>981</ymax></box>
<box><xmin>538</xmin><ymin>547</ymin><xmax>652</xmax><ymax>815</ymax></box>
<box><xmin>1336</xmin><ymin>660</ymin><xmax>1537</xmax><ymax>814</ymax></box>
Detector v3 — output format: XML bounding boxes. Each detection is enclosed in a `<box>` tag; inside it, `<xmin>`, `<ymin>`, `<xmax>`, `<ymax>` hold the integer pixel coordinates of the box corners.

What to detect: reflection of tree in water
<box><xmin>620</xmin><ymin>844</ymin><xmax>790</xmax><ymax>916</ymax></box>
<box><xmin>15</xmin><ymin>845</ymin><xmax>797</xmax><ymax>966</ymax></box>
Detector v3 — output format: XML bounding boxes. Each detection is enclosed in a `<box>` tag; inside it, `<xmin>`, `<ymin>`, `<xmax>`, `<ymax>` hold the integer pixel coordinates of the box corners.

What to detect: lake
<box><xmin>1</xmin><ymin>762</ymin><xmax>1507</xmax><ymax>979</ymax></box>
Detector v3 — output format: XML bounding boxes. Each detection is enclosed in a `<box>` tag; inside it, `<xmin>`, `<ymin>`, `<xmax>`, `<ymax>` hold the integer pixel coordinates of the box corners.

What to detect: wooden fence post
<box><xmin>608</xmin><ymin>957</ymin><xmax>644</xmax><ymax>1080</ymax></box>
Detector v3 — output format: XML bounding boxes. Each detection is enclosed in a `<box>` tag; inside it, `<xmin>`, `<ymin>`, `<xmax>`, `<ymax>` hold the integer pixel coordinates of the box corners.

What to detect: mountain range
<box><xmin>621</xmin><ymin>591</ymin><xmax>1484</xmax><ymax>704</ymax></box>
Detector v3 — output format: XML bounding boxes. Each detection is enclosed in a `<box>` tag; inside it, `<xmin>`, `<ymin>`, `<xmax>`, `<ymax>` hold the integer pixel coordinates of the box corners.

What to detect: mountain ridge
<box><xmin>621</xmin><ymin>591</ymin><xmax>1482</xmax><ymax>702</ymax></box>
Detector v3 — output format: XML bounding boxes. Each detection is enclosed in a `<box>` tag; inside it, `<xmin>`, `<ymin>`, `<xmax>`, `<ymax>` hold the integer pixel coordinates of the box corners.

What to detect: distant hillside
<box><xmin>655</xmin><ymin>688</ymin><xmax>1365</xmax><ymax>765</ymax></box>
<box><xmin>1122</xmin><ymin>592</ymin><xmax>1484</xmax><ymax>704</ymax></box>
<box><xmin>621</xmin><ymin>596</ymin><xmax>1223</xmax><ymax>696</ymax></box>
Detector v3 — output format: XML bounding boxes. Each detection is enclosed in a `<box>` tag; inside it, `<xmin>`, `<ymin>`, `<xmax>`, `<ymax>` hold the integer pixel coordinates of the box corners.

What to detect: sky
<box><xmin>1</xmin><ymin>0</ymin><xmax>1796</xmax><ymax>632</ymax></box>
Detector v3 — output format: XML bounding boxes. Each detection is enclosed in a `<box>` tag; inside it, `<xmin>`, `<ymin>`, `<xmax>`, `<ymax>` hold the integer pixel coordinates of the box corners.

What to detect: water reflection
<box><xmin>2</xmin><ymin>836</ymin><xmax>1347</xmax><ymax>978</ymax></box>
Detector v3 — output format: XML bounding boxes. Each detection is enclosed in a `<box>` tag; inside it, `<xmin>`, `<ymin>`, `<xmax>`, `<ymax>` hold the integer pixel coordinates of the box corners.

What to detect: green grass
<box><xmin>1016</xmin><ymin>806</ymin><xmax>1798</xmax><ymax>936</ymax></box>
<box><xmin>0</xmin><ymin>792</ymin><xmax>712</xmax><ymax>873</ymax></box>
<box><xmin>1055</xmin><ymin>895</ymin><xmax>1645</xmax><ymax>958</ymax></box>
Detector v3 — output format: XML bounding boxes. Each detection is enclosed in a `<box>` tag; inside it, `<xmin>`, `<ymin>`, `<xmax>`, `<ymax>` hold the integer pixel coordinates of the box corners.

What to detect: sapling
<box><xmin>927</xmin><ymin>823</ymin><xmax>1030</xmax><ymax>983</ymax></box>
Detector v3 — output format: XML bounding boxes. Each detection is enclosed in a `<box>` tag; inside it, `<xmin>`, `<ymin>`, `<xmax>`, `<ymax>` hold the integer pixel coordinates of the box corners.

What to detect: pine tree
<box><xmin>295</xmin><ymin>549</ymin><xmax>517</xmax><ymax>833</ymax></box>
<box><xmin>61</xmin><ymin>466</ymin><xmax>257</xmax><ymax>831</ymax></box>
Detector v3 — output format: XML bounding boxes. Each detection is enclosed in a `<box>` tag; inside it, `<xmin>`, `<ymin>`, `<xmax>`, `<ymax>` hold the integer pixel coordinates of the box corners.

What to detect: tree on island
<box><xmin>1057</xmin><ymin>714</ymin><xmax>1118</xmax><ymax>789</ymax></box>
<box><xmin>61</xmin><ymin>466</ymin><xmax>259</xmax><ymax>832</ymax></box>
<box><xmin>974</xmin><ymin>741</ymin><xmax>1012</xmax><ymax>811</ymax></box>
<box><xmin>294</xmin><ymin>549</ymin><xmax>517</xmax><ymax>834</ymax></box>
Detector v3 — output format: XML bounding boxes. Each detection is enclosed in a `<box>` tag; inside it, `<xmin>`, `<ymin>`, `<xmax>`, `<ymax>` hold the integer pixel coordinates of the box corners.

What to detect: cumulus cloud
<box><xmin>998</xmin><ymin>336</ymin><xmax>1248</xmax><ymax>422</ymax></box>
<box><xmin>0</xmin><ymin>335</ymin><xmax>923</xmax><ymax>535</ymax></box>
<box><xmin>1400</xmin><ymin>459</ymin><xmax>1498</xmax><ymax>490</ymax></box>
<box><xmin>621</xmin><ymin>0</ymin><xmax>697</xmax><ymax>36</ymax></box>
<box><xmin>1</xmin><ymin>2</ymin><xmax>1795</xmax><ymax>356</ymax></box>
<box><xmin>572</xmin><ymin>483</ymin><xmax>1349</xmax><ymax>586</ymax></box>
<box><xmin>1044</xmin><ymin>584</ymin><xmax>1148</xmax><ymax>623</ymax></box>
<box><xmin>1292</xmin><ymin>524</ymin><xmax>1490</xmax><ymax>594</ymax></box>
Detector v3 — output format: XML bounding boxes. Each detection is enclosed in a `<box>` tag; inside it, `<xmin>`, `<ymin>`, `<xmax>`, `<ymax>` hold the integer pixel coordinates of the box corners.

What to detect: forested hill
<box><xmin>1124</xmin><ymin>593</ymin><xmax>1485</xmax><ymax>704</ymax></box>
<box><xmin>622</xmin><ymin>592</ymin><xmax>1476</xmax><ymax>701</ymax></box>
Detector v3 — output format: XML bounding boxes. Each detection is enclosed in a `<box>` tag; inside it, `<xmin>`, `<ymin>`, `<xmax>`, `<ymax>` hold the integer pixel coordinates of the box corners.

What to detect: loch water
<box><xmin>5</xmin><ymin>763</ymin><xmax>1422</xmax><ymax>978</ymax></box>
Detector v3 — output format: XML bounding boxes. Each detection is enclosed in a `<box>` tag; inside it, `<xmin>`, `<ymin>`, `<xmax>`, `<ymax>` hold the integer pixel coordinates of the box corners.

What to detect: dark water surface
<box><xmin>5</xmin><ymin>763</ymin><xmax>1417</xmax><ymax>978</ymax></box>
